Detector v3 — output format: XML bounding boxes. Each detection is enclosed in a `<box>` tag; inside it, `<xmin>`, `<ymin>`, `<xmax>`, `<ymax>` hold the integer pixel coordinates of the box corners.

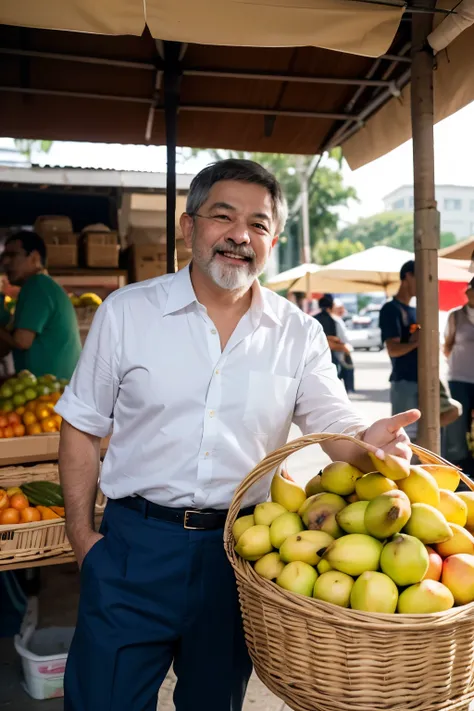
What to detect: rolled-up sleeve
<box><xmin>55</xmin><ymin>301</ymin><xmax>119</xmax><ymax>437</ymax></box>
<box><xmin>293</xmin><ymin>321</ymin><xmax>368</xmax><ymax>436</ymax></box>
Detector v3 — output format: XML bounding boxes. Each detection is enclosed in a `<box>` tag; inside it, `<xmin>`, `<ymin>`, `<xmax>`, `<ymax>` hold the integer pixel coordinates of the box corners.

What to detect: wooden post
<box><xmin>411</xmin><ymin>1</ymin><xmax>440</xmax><ymax>452</ymax></box>
<box><xmin>163</xmin><ymin>42</ymin><xmax>182</xmax><ymax>274</ymax></box>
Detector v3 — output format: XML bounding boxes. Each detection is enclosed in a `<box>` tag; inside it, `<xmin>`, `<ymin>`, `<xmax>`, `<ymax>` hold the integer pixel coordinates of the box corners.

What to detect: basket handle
<box><xmin>223</xmin><ymin>432</ymin><xmax>474</xmax><ymax>552</ymax></box>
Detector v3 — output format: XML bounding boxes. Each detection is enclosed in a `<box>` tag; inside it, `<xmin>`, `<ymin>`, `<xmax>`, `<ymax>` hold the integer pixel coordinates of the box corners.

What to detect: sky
<box><xmin>2</xmin><ymin>99</ymin><xmax>474</xmax><ymax>226</ymax></box>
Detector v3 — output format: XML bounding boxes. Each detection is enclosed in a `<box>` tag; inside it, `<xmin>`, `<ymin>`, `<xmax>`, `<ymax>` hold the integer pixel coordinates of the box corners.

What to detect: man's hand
<box><xmin>362</xmin><ymin>409</ymin><xmax>421</xmax><ymax>462</ymax></box>
<box><xmin>70</xmin><ymin>530</ymin><xmax>104</xmax><ymax>570</ymax></box>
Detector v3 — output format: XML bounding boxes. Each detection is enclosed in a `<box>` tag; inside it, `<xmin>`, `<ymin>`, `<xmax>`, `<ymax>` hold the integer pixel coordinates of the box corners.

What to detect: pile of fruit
<box><xmin>0</xmin><ymin>481</ymin><xmax>65</xmax><ymax>525</ymax></box>
<box><xmin>68</xmin><ymin>292</ymin><xmax>102</xmax><ymax>308</ymax></box>
<box><xmin>233</xmin><ymin>452</ymin><xmax>474</xmax><ymax>614</ymax></box>
<box><xmin>0</xmin><ymin>370</ymin><xmax>67</xmax><ymax>436</ymax></box>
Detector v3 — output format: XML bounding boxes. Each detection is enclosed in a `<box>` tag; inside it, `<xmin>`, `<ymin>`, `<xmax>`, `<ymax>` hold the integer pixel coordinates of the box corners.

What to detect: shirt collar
<box><xmin>163</xmin><ymin>263</ymin><xmax>281</xmax><ymax>327</ymax></box>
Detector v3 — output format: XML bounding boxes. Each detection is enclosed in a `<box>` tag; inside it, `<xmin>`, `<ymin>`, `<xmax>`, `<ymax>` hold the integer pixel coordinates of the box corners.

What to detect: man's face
<box><xmin>181</xmin><ymin>180</ymin><xmax>278</xmax><ymax>291</ymax></box>
<box><xmin>1</xmin><ymin>240</ymin><xmax>37</xmax><ymax>286</ymax></box>
<box><xmin>406</xmin><ymin>271</ymin><xmax>417</xmax><ymax>299</ymax></box>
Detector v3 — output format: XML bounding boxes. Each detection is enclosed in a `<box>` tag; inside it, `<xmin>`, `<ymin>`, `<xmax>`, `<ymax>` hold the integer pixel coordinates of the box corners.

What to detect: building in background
<box><xmin>383</xmin><ymin>184</ymin><xmax>474</xmax><ymax>240</ymax></box>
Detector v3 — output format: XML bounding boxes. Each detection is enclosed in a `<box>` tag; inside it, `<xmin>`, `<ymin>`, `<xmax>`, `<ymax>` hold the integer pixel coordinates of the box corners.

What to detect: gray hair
<box><xmin>186</xmin><ymin>159</ymin><xmax>288</xmax><ymax>234</ymax></box>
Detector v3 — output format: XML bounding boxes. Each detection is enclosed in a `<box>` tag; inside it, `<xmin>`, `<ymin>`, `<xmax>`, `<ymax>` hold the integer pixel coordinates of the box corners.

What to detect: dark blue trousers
<box><xmin>64</xmin><ymin>500</ymin><xmax>252</xmax><ymax>711</ymax></box>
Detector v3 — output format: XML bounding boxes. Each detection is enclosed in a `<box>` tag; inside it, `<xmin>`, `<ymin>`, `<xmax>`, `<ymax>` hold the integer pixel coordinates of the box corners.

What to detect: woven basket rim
<box><xmin>224</xmin><ymin>432</ymin><xmax>474</xmax><ymax>627</ymax></box>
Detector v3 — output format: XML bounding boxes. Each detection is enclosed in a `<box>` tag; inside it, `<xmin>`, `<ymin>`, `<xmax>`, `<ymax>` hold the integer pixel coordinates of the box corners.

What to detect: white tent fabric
<box><xmin>286</xmin><ymin>246</ymin><xmax>471</xmax><ymax>294</ymax></box>
<box><xmin>265</xmin><ymin>263</ymin><xmax>320</xmax><ymax>292</ymax></box>
<box><xmin>0</xmin><ymin>0</ymin><xmax>403</xmax><ymax>56</ymax></box>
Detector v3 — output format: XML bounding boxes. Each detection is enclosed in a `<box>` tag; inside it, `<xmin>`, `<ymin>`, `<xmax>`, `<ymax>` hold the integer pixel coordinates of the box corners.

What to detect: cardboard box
<box><xmin>35</xmin><ymin>215</ymin><xmax>73</xmax><ymax>236</ymax></box>
<box><xmin>43</xmin><ymin>233</ymin><xmax>78</xmax><ymax>268</ymax></box>
<box><xmin>128</xmin><ymin>245</ymin><xmax>174</xmax><ymax>282</ymax></box>
<box><xmin>83</xmin><ymin>232</ymin><xmax>119</xmax><ymax>268</ymax></box>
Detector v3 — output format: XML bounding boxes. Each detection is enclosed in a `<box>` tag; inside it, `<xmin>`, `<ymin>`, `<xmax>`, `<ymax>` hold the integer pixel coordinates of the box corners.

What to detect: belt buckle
<box><xmin>184</xmin><ymin>509</ymin><xmax>207</xmax><ymax>530</ymax></box>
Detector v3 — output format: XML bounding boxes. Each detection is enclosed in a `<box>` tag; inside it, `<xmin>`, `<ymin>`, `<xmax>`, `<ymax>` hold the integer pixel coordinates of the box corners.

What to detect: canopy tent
<box><xmin>439</xmin><ymin>236</ymin><xmax>474</xmax><ymax>260</ymax></box>
<box><xmin>265</xmin><ymin>263</ymin><xmax>320</xmax><ymax>292</ymax></box>
<box><xmin>285</xmin><ymin>246</ymin><xmax>471</xmax><ymax>293</ymax></box>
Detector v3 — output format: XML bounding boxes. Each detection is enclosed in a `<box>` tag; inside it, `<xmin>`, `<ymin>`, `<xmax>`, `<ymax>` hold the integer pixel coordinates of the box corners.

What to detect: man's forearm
<box><xmin>59</xmin><ymin>420</ymin><xmax>101</xmax><ymax>550</ymax></box>
<box><xmin>386</xmin><ymin>341</ymin><xmax>417</xmax><ymax>358</ymax></box>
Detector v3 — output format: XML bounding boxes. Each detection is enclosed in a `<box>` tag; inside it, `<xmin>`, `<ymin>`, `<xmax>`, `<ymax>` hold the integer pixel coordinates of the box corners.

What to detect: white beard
<box><xmin>208</xmin><ymin>258</ymin><xmax>255</xmax><ymax>290</ymax></box>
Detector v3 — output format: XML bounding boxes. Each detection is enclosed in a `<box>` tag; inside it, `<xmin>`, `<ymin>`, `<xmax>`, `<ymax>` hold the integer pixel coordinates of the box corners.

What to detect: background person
<box><xmin>0</xmin><ymin>230</ymin><xmax>81</xmax><ymax>380</ymax></box>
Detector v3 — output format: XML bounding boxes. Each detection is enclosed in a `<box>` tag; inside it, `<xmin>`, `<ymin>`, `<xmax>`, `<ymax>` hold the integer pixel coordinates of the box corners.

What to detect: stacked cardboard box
<box><xmin>129</xmin><ymin>239</ymin><xmax>192</xmax><ymax>282</ymax></box>
<box><xmin>34</xmin><ymin>216</ymin><xmax>78</xmax><ymax>268</ymax></box>
<box><xmin>82</xmin><ymin>231</ymin><xmax>120</xmax><ymax>268</ymax></box>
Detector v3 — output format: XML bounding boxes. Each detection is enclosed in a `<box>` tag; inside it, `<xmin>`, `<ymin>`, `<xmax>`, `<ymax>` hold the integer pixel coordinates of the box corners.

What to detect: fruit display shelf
<box><xmin>0</xmin><ymin>433</ymin><xmax>110</xmax><ymax>466</ymax></box>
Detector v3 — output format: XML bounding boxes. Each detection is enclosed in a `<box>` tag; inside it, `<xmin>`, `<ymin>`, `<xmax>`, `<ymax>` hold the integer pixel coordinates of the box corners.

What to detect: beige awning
<box><xmin>0</xmin><ymin>0</ymin><xmax>403</xmax><ymax>57</ymax></box>
<box><xmin>344</xmin><ymin>2</ymin><xmax>474</xmax><ymax>169</ymax></box>
<box><xmin>439</xmin><ymin>236</ymin><xmax>474</xmax><ymax>260</ymax></box>
<box><xmin>266</xmin><ymin>263</ymin><xmax>320</xmax><ymax>292</ymax></box>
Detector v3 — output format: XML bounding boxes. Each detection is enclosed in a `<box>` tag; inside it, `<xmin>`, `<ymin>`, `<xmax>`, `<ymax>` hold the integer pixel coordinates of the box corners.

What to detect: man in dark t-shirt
<box><xmin>379</xmin><ymin>261</ymin><xmax>419</xmax><ymax>439</ymax></box>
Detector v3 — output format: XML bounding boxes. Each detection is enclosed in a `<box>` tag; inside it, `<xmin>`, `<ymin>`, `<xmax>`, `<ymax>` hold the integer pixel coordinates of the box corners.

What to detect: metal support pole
<box><xmin>163</xmin><ymin>42</ymin><xmax>182</xmax><ymax>274</ymax></box>
<box><xmin>411</xmin><ymin>1</ymin><xmax>440</xmax><ymax>452</ymax></box>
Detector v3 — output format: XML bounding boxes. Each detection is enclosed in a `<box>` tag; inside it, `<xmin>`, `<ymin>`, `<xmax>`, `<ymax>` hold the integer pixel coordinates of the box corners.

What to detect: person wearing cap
<box><xmin>56</xmin><ymin>159</ymin><xmax>419</xmax><ymax>711</ymax></box>
<box><xmin>0</xmin><ymin>230</ymin><xmax>81</xmax><ymax>380</ymax></box>
<box><xmin>443</xmin><ymin>277</ymin><xmax>474</xmax><ymax>474</ymax></box>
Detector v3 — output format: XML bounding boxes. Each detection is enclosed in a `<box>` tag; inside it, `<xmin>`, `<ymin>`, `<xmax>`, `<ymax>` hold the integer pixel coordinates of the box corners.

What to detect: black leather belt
<box><xmin>114</xmin><ymin>495</ymin><xmax>254</xmax><ymax>531</ymax></box>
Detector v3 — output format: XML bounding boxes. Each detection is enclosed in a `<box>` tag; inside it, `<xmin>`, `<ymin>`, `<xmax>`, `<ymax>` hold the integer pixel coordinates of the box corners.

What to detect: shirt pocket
<box><xmin>242</xmin><ymin>371</ymin><xmax>299</xmax><ymax>436</ymax></box>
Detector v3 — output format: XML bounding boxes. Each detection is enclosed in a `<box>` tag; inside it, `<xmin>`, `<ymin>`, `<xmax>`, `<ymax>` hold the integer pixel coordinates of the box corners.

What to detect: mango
<box><xmin>313</xmin><ymin>570</ymin><xmax>354</xmax><ymax>608</ymax></box>
<box><xmin>438</xmin><ymin>490</ymin><xmax>468</xmax><ymax>527</ymax></box>
<box><xmin>254</xmin><ymin>502</ymin><xmax>287</xmax><ymax>526</ymax></box>
<box><xmin>298</xmin><ymin>493</ymin><xmax>323</xmax><ymax>519</ymax></box>
<box><xmin>436</xmin><ymin>523</ymin><xmax>474</xmax><ymax>557</ymax></box>
<box><xmin>380</xmin><ymin>533</ymin><xmax>429</xmax><ymax>586</ymax></box>
<box><xmin>419</xmin><ymin>464</ymin><xmax>460</xmax><ymax>492</ymax></box>
<box><xmin>441</xmin><ymin>553</ymin><xmax>474</xmax><ymax>605</ymax></box>
<box><xmin>423</xmin><ymin>546</ymin><xmax>443</xmax><ymax>581</ymax></box>
<box><xmin>235</xmin><ymin>524</ymin><xmax>272</xmax><ymax>561</ymax></box>
<box><xmin>280</xmin><ymin>530</ymin><xmax>333</xmax><ymax>566</ymax></box>
<box><xmin>302</xmin><ymin>493</ymin><xmax>346</xmax><ymax>539</ymax></box>
<box><xmin>404</xmin><ymin>503</ymin><xmax>453</xmax><ymax>545</ymax></box>
<box><xmin>276</xmin><ymin>561</ymin><xmax>318</xmax><ymax>597</ymax></box>
<box><xmin>271</xmin><ymin>468</ymin><xmax>306</xmax><ymax>512</ymax></box>
<box><xmin>324</xmin><ymin>533</ymin><xmax>382</xmax><ymax>576</ymax></box>
<box><xmin>317</xmin><ymin>559</ymin><xmax>333</xmax><ymax>574</ymax></box>
<box><xmin>457</xmin><ymin>491</ymin><xmax>474</xmax><ymax>531</ymax></box>
<box><xmin>336</xmin><ymin>500</ymin><xmax>369</xmax><ymax>535</ymax></box>
<box><xmin>320</xmin><ymin>461</ymin><xmax>364</xmax><ymax>496</ymax></box>
<box><xmin>368</xmin><ymin>451</ymin><xmax>410</xmax><ymax>481</ymax></box>
<box><xmin>397</xmin><ymin>580</ymin><xmax>454</xmax><ymax>614</ymax></box>
<box><xmin>232</xmin><ymin>514</ymin><xmax>255</xmax><ymax>542</ymax></box>
<box><xmin>270</xmin><ymin>512</ymin><xmax>304</xmax><ymax>549</ymax></box>
<box><xmin>305</xmin><ymin>473</ymin><xmax>324</xmax><ymax>497</ymax></box>
<box><xmin>355</xmin><ymin>472</ymin><xmax>397</xmax><ymax>501</ymax></box>
<box><xmin>364</xmin><ymin>490</ymin><xmax>411</xmax><ymax>539</ymax></box>
<box><xmin>254</xmin><ymin>552</ymin><xmax>285</xmax><ymax>580</ymax></box>
<box><xmin>398</xmin><ymin>466</ymin><xmax>440</xmax><ymax>508</ymax></box>
<box><xmin>350</xmin><ymin>571</ymin><xmax>398</xmax><ymax>613</ymax></box>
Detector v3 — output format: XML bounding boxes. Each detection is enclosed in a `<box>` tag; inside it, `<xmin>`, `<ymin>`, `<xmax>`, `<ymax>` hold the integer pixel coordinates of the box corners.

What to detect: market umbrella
<box><xmin>288</xmin><ymin>245</ymin><xmax>471</xmax><ymax>294</ymax></box>
<box><xmin>265</xmin><ymin>263</ymin><xmax>320</xmax><ymax>293</ymax></box>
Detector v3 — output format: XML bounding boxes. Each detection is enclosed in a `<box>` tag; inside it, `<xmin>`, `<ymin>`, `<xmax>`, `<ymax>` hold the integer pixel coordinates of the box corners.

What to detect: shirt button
<box><xmin>215</xmin><ymin>369</ymin><xmax>220</xmax><ymax>375</ymax></box>
<box><xmin>211</xmin><ymin>328</ymin><xmax>217</xmax><ymax>335</ymax></box>
<box><xmin>205</xmin><ymin>451</ymin><xmax>210</xmax><ymax>457</ymax></box>
<box><xmin>209</xmin><ymin>410</ymin><xmax>215</xmax><ymax>418</ymax></box>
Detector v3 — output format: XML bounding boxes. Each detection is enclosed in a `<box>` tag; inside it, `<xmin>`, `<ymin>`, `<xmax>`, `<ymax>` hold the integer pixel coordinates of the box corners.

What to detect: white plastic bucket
<box><xmin>13</xmin><ymin>597</ymin><xmax>75</xmax><ymax>700</ymax></box>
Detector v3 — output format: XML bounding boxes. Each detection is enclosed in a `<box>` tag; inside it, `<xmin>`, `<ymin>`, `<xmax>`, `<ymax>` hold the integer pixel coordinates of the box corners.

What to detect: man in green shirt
<box><xmin>0</xmin><ymin>230</ymin><xmax>82</xmax><ymax>380</ymax></box>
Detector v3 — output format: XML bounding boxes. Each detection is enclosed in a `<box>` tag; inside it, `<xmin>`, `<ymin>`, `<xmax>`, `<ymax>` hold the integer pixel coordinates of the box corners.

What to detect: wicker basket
<box><xmin>224</xmin><ymin>433</ymin><xmax>474</xmax><ymax>711</ymax></box>
<box><xmin>0</xmin><ymin>463</ymin><xmax>105</xmax><ymax>564</ymax></box>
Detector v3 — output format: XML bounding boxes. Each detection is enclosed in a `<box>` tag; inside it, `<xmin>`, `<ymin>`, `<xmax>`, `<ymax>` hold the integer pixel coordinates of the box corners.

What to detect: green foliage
<box><xmin>313</xmin><ymin>237</ymin><xmax>365</xmax><ymax>266</ymax></box>
<box><xmin>14</xmin><ymin>139</ymin><xmax>53</xmax><ymax>160</ymax></box>
<box><xmin>338</xmin><ymin>211</ymin><xmax>458</xmax><ymax>252</ymax></box>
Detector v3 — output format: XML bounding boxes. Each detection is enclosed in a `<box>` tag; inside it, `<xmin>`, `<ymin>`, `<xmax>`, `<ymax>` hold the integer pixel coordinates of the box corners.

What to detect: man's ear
<box><xmin>180</xmin><ymin>213</ymin><xmax>194</xmax><ymax>249</ymax></box>
<box><xmin>271</xmin><ymin>235</ymin><xmax>279</xmax><ymax>249</ymax></box>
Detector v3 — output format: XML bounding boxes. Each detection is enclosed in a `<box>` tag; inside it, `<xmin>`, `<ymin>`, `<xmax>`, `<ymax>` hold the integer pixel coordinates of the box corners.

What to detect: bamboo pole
<box><xmin>411</xmin><ymin>1</ymin><xmax>440</xmax><ymax>452</ymax></box>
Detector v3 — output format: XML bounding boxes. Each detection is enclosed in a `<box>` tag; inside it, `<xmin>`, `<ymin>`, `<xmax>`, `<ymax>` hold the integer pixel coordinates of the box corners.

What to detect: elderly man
<box><xmin>56</xmin><ymin>160</ymin><xmax>418</xmax><ymax>711</ymax></box>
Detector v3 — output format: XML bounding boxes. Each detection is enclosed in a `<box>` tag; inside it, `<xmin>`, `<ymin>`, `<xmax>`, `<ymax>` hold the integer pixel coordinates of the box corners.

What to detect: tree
<box><xmin>14</xmin><ymin>139</ymin><xmax>53</xmax><ymax>161</ymax></box>
<box><xmin>337</xmin><ymin>211</ymin><xmax>458</xmax><ymax>251</ymax></box>
<box><xmin>313</xmin><ymin>237</ymin><xmax>364</xmax><ymax>265</ymax></box>
<box><xmin>188</xmin><ymin>148</ymin><xmax>356</xmax><ymax>262</ymax></box>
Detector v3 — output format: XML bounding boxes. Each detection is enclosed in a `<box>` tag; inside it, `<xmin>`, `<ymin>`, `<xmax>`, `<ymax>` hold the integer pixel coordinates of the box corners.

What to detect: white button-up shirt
<box><xmin>56</xmin><ymin>266</ymin><xmax>367</xmax><ymax>509</ymax></box>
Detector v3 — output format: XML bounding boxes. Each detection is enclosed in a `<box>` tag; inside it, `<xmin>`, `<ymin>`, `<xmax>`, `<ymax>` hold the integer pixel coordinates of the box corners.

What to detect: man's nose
<box><xmin>226</xmin><ymin>221</ymin><xmax>250</xmax><ymax>244</ymax></box>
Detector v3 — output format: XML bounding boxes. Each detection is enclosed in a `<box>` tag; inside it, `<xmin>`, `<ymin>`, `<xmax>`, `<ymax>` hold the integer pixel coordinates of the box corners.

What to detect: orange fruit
<box><xmin>0</xmin><ymin>416</ymin><xmax>8</xmax><ymax>429</ymax></box>
<box><xmin>38</xmin><ymin>395</ymin><xmax>52</xmax><ymax>403</ymax></box>
<box><xmin>13</xmin><ymin>423</ymin><xmax>25</xmax><ymax>438</ymax></box>
<box><xmin>0</xmin><ymin>490</ymin><xmax>9</xmax><ymax>511</ymax></box>
<box><xmin>10</xmin><ymin>493</ymin><xmax>29</xmax><ymax>511</ymax></box>
<box><xmin>3</xmin><ymin>426</ymin><xmax>14</xmax><ymax>439</ymax></box>
<box><xmin>35</xmin><ymin>405</ymin><xmax>51</xmax><ymax>421</ymax></box>
<box><xmin>0</xmin><ymin>508</ymin><xmax>20</xmax><ymax>525</ymax></box>
<box><xmin>41</xmin><ymin>417</ymin><xmax>57</xmax><ymax>433</ymax></box>
<box><xmin>15</xmin><ymin>406</ymin><xmax>26</xmax><ymax>416</ymax></box>
<box><xmin>23</xmin><ymin>411</ymin><xmax>37</xmax><ymax>426</ymax></box>
<box><xmin>53</xmin><ymin>414</ymin><xmax>62</xmax><ymax>429</ymax></box>
<box><xmin>6</xmin><ymin>487</ymin><xmax>22</xmax><ymax>498</ymax></box>
<box><xmin>7</xmin><ymin>412</ymin><xmax>20</xmax><ymax>426</ymax></box>
<box><xmin>20</xmin><ymin>507</ymin><xmax>41</xmax><ymax>523</ymax></box>
<box><xmin>50</xmin><ymin>392</ymin><xmax>61</xmax><ymax>403</ymax></box>
<box><xmin>26</xmin><ymin>423</ymin><xmax>42</xmax><ymax>436</ymax></box>
<box><xmin>25</xmin><ymin>400</ymin><xmax>37</xmax><ymax>413</ymax></box>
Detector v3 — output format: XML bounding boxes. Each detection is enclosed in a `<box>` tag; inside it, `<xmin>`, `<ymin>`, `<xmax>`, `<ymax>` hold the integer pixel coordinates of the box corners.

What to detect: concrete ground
<box><xmin>0</xmin><ymin>350</ymin><xmax>391</xmax><ymax>711</ymax></box>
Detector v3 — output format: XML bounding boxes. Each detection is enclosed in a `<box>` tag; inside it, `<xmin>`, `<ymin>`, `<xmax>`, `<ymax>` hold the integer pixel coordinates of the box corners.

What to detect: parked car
<box><xmin>346</xmin><ymin>314</ymin><xmax>383</xmax><ymax>351</ymax></box>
